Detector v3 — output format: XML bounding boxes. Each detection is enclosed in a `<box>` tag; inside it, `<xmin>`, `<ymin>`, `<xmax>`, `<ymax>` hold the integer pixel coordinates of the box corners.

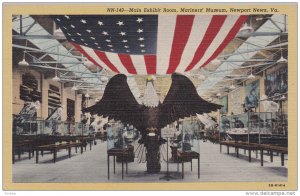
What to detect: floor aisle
<box><xmin>12</xmin><ymin>140</ymin><xmax>287</xmax><ymax>182</ymax></box>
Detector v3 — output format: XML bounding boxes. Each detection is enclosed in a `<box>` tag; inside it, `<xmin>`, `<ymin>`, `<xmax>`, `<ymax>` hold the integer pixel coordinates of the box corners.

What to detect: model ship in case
<box><xmin>221</xmin><ymin>112</ymin><xmax>287</xmax><ymax>146</ymax></box>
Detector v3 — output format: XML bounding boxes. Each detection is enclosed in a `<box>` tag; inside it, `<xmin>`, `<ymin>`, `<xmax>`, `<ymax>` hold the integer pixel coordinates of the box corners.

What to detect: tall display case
<box><xmin>106</xmin><ymin>122</ymin><xmax>126</xmax><ymax>150</ymax></box>
<box><xmin>106</xmin><ymin>121</ymin><xmax>135</xmax><ymax>180</ymax></box>
<box><xmin>106</xmin><ymin>121</ymin><xmax>134</xmax><ymax>162</ymax></box>
<box><xmin>176</xmin><ymin>116</ymin><xmax>200</xmax><ymax>179</ymax></box>
<box><xmin>178</xmin><ymin>117</ymin><xmax>201</xmax><ymax>153</ymax></box>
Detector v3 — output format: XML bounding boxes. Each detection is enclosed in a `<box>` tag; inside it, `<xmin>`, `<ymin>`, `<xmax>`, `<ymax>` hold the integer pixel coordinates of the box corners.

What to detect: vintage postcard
<box><xmin>2</xmin><ymin>2</ymin><xmax>297</xmax><ymax>191</ymax></box>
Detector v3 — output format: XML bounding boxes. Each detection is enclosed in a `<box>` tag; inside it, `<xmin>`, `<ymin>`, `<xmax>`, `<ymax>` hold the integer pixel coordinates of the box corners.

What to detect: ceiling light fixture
<box><xmin>100</xmin><ymin>76</ymin><xmax>108</xmax><ymax>82</ymax></box>
<box><xmin>83</xmin><ymin>58</ymin><xmax>94</xmax><ymax>67</ymax></box>
<box><xmin>85</xmin><ymin>91</ymin><xmax>90</xmax><ymax>98</ymax></box>
<box><xmin>52</xmin><ymin>47</ymin><xmax>61</xmax><ymax>82</ymax></box>
<box><xmin>53</xmin><ymin>28</ymin><xmax>65</xmax><ymax>37</ymax></box>
<box><xmin>247</xmin><ymin>73</ymin><xmax>256</xmax><ymax>79</ymax></box>
<box><xmin>281</xmin><ymin>95</ymin><xmax>287</xmax><ymax>100</ymax></box>
<box><xmin>237</xmin><ymin>21</ymin><xmax>254</xmax><ymax>38</ymax></box>
<box><xmin>277</xmin><ymin>56</ymin><xmax>288</xmax><ymax>63</ymax></box>
<box><xmin>18</xmin><ymin>58</ymin><xmax>29</xmax><ymax>66</ymax></box>
<box><xmin>52</xmin><ymin>75</ymin><xmax>60</xmax><ymax>82</ymax></box>
<box><xmin>210</xmin><ymin>58</ymin><xmax>222</xmax><ymax>66</ymax></box>
<box><xmin>277</xmin><ymin>36</ymin><xmax>288</xmax><ymax>64</ymax></box>
<box><xmin>71</xmin><ymin>83</ymin><xmax>78</xmax><ymax>91</ymax></box>
<box><xmin>199</xmin><ymin>74</ymin><xmax>206</xmax><ymax>80</ymax></box>
<box><xmin>18</xmin><ymin>40</ymin><xmax>29</xmax><ymax>66</ymax></box>
<box><xmin>247</xmin><ymin>68</ymin><xmax>256</xmax><ymax>79</ymax></box>
<box><xmin>229</xmin><ymin>83</ymin><xmax>236</xmax><ymax>90</ymax></box>
<box><xmin>52</xmin><ymin>72</ymin><xmax>60</xmax><ymax>81</ymax></box>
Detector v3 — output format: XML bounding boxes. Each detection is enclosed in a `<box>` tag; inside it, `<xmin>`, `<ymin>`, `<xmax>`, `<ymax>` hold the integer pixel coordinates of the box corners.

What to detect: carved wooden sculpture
<box><xmin>83</xmin><ymin>73</ymin><xmax>221</xmax><ymax>173</ymax></box>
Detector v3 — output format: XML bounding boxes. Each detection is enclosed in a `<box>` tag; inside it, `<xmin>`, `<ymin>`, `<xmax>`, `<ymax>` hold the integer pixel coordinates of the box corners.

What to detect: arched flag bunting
<box><xmin>53</xmin><ymin>15</ymin><xmax>248</xmax><ymax>75</ymax></box>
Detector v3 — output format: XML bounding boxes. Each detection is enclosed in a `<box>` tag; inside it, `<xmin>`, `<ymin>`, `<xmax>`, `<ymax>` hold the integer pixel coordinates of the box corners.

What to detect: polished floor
<box><xmin>12</xmin><ymin>140</ymin><xmax>288</xmax><ymax>182</ymax></box>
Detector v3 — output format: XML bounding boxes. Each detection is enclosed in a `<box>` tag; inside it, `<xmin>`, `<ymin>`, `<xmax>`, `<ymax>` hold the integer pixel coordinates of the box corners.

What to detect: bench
<box><xmin>220</xmin><ymin>141</ymin><xmax>288</xmax><ymax>166</ymax></box>
<box><xmin>33</xmin><ymin>142</ymin><xmax>83</xmax><ymax>163</ymax></box>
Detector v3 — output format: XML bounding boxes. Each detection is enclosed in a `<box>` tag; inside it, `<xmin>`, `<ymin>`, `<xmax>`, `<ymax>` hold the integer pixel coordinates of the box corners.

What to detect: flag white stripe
<box><xmin>156</xmin><ymin>15</ymin><xmax>177</xmax><ymax>75</ymax></box>
<box><xmin>175</xmin><ymin>15</ymin><xmax>213</xmax><ymax>73</ymax></box>
<box><xmin>192</xmin><ymin>15</ymin><xmax>241</xmax><ymax>70</ymax></box>
<box><xmin>130</xmin><ymin>55</ymin><xmax>148</xmax><ymax>75</ymax></box>
<box><xmin>80</xmin><ymin>45</ymin><xmax>115</xmax><ymax>72</ymax></box>
<box><xmin>105</xmin><ymin>52</ymin><xmax>130</xmax><ymax>75</ymax></box>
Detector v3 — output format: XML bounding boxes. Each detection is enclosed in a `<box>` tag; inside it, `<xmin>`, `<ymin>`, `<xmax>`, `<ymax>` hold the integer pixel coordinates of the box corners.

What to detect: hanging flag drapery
<box><xmin>53</xmin><ymin>15</ymin><xmax>248</xmax><ymax>75</ymax></box>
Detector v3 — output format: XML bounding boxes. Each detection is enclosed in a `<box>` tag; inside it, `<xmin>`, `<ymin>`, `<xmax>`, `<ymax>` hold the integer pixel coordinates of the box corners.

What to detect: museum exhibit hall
<box><xmin>11</xmin><ymin>14</ymin><xmax>289</xmax><ymax>183</ymax></box>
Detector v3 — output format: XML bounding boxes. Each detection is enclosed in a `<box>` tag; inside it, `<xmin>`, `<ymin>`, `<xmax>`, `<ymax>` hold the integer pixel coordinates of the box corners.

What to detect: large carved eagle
<box><xmin>83</xmin><ymin>73</ymin><xmax>221</xmax><ymax>132</ymax></box>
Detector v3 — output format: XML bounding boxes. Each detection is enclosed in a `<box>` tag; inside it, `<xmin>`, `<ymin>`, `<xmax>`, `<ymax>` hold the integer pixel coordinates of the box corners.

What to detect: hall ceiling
<box><xmin>12</xmin><ymin>14</ymin><xmax>288</xmax><ymax>101</ymax></box>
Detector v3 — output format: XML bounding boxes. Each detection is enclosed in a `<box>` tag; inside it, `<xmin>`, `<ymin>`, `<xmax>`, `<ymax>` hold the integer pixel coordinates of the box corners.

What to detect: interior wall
<box><xmin>225</xmin><ymin>63</ymin><xmax>287</xmax><ymax>116</ymax></box>
<box><xmin>61</xmin><ymin>87</ymin><xmax>76</xmax><ymax>121</ymax></box>
<box><xmin>12</xmin><ymin>67</ymin><xmax>42</xmax><ymax>117</ymax></box>
<box><xmin>12</xmin><ymin>66</ymin><xmax>83</xmax><ymax>122</ymax></box>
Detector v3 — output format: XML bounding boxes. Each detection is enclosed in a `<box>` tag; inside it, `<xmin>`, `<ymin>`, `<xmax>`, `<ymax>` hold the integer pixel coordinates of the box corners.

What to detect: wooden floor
<box><xmin>12</xmin><ymin>140</ymin><xmax>288</xmax><ymax>182</ymax></box>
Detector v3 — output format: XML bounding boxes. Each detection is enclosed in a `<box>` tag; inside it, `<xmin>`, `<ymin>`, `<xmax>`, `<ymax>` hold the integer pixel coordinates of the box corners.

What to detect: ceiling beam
<box><xmin>28</xmin><ymin>64</ymin><xmax>105</xmax><ymax>76</ymax></box>
<box><xmin>23</xmin><ymin>21</ymin><xmax>37</xmax><ymax>35</ymax></box>
<box><xmin>269</xmin><ymin>18</ymin><xmax>284</xmax><ymax>32</ymax></box>
<box><xmin>58</xmin><ymin>78</ymin><xmax>102</xmax><ymax>85</ymax></box>
<box><xmin>249</xmin><ymin>31</ymin><xmax>287</xmax><ymax>37</ymax></box>
<box><xmin>13</xmin><ymin>32</ymin><xmax>287</xmax><ymax>40</ymax></box>
<box><xmin>13</xmin><ymin>35</ymin><xmax>66</xmax><ymax>40</ymax></box>
<box><xmin>221</xmin><ymin>59</ymin><xmax>274</xmax><ymax>62</ymax></box>
<box><xmin>219</xmin><ymin>42</ymin><xmax>287</xmax><ymax>58</ymax></box>
<box><xmin>13</xmin><ymin>44</ymin><xmax>85</xmax><ymax>60</ymax></box>
<box><xmin>31</xmin><ymin>61</ymin><xmax>82</xmax><ymax>64</ymax></box>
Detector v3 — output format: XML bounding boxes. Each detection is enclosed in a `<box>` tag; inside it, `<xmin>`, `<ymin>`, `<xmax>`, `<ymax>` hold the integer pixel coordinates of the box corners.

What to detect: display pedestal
<box><xmin>170</xmin><ymin>146</ymin><xmax>179</xmax><ymax>162</ymax></box>
<box><xmin>116</xmin><ymin>145</ymin><xmax>134</xmax><ymax>162</ymax></box>
<box><xmin>145</xmin><ymin>135</ymin><xmax>161</xmax><ymax>173</ymax></box>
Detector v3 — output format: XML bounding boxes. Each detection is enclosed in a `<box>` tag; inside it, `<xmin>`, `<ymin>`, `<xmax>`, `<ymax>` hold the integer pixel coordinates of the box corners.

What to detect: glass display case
<box><xmin>220</xmin><ymin>112</ymin><xmax>288</xmax><ymax>144</ymax></box>
<box><xmin>173</xmin><ymin>116</ymin><xmax>201</xmax><ymax>179</ymax></box>
<box><xmin>43</xmin><ymin>120</ymin><xmax>74</xmax><ymax>135</ymax></box>
<box><xmin>13</xmin><ymin>115</ymin><xmax>43</xmax><ymax>135</ymax></box>
<box><xmin>13</xmin><ymin>115</ymin><xmax>91</xmax><ymax>136</ymax></box>
<box><xmin>106</xmin><ymin>121</ymin><xmax>135</xmax><ymax>163</ymax></box>
<box><xmin>178</xmin><ymin>116</ymin><xmax>201</xmax><ymax>153</ymax></box>
<box><xmin>106</xmin><ymin>121</ymin><xmax>125</xmax><ymax>150</ymax></box>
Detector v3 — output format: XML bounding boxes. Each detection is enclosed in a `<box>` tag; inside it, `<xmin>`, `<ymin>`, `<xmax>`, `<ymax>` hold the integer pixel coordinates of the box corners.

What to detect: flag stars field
<box><xmin>54</xmin><ymin>14</ymin><xmax>246</xmax><ymax>74</ymax></box>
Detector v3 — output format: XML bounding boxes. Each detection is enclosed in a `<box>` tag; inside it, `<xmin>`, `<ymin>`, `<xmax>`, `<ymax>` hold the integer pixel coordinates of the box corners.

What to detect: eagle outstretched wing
<box><xmin>83</xmin><ymin>73</ymin><xmax>221</xmax><ymax>130</ymax></box>
<box><xmin>83</xmin><ymin>74</ymin><xmax>145</xmax><ymax>130</ymax></box>
<box><xmin>158</xmin><ymin>73</ymin><xmax>221</xmax><ymax>128</ymax></box>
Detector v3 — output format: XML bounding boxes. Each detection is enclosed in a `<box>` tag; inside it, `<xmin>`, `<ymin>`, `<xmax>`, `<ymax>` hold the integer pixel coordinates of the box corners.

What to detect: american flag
<box><xmin>54</xmin><ymin>15</ymin><xmax>248</xmax><ymax>75</ymax></box>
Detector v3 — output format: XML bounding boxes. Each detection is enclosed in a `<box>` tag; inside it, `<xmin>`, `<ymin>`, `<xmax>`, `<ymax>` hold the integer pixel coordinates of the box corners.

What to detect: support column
<box><xmin>107</xmin><ymin>155</ymin><xmax>110</xmax><ymax>180</ymax></box>
<box><xmin>281</xmin><ymin>153</ymin><xmax>285</xmax><ymax>166</ymax></box>
<box><xmin>260</xmin><ymin>150</ymin><xmax>264</xmax><ymax>166</ymax></box>
<box><xmin>270</xmin><ymin>151</ymin><xmax>273</xmax><ymax>162</ymax></box>
<box><xmin>248</xmin><ymin>149</ymin><xmax>252</xmax><ymax>162</ymax></box>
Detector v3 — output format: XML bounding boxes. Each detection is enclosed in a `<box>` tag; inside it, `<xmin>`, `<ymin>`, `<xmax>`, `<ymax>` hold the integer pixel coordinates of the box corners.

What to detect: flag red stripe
<box><xmin>166</xmin><ymin>15</ymin><xmax>195</xmax><ymax>74</ymax></box>
<box><xmin>118</xmin><ymin>54</ymin><xmax>137</xmax><ymax>74</ymax></box>
<box><xmin>71</xmin><ymin>43</ymin><xmax>102</xmax><ymax>69</ymax></box>
<box><xmin>94</xmin><ymin>50</ymin><xmax>120</xmax><ymax>73</ymax></box>
<box><xmin>185</xmin><ymin>15</ymin><xmax>227</xmax><ymax>72</ymax></box>
<box><xmin>200</xmin><ymin>15</ymin><xmax>249</xmax><ymax>68</ymax></box>
<box><xmin>144</xmin><ymin>55</ymin><xmax>157</xmax><ymax>74</ymax></box>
